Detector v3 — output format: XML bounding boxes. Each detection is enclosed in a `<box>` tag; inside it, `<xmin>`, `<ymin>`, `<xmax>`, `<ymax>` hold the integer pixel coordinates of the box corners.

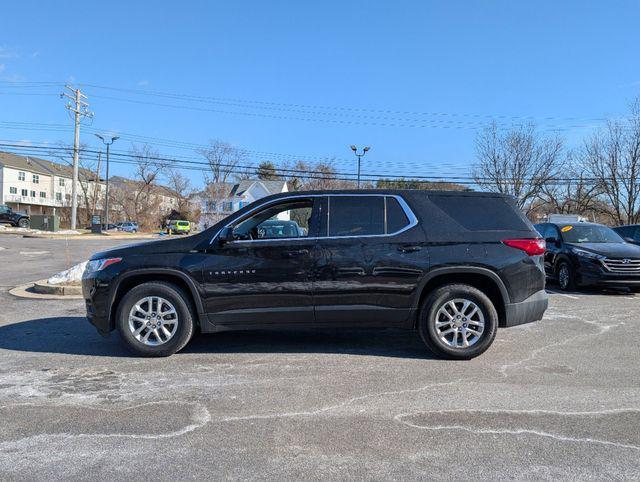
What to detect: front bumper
<box><xmin>504</xmin><ymin>289</ymin><xmax>548</xmax><ymax>327</ymax></box>
<box><xmin>82</xmin><ymin>275</ymin><xmax>113</xmax><ymax>337</ymax></box>
<box><xmin>574</xmin><ymin>259</ymin><xmax>640</xmax><ymax>287</ymax></box>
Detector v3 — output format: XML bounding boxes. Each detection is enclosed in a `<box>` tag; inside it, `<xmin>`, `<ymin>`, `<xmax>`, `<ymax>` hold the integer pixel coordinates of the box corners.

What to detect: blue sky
<box><xmin>1</xmin><ymin>0</ymin><xmax>639</xmax><ymax>186</ymax></box>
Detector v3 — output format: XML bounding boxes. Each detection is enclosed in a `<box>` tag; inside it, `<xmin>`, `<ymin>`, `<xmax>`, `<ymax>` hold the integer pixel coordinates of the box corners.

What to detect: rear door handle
<box><xmin>282</xmin><ymin>249</ymin><xmax>309</xmax><ymax>258</ymax></box>
<box><xmin>398</xmin><ymin>245</ymin><xmax>422</xmax><ymax>253</ymax></box>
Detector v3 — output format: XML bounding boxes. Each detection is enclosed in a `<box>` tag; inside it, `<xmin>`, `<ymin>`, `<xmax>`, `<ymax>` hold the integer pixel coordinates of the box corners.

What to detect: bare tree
<box><xmin>166</xmin><ymin>168</ymin><xmax>193</xmax><ymax>213</ymax></box>
<box><xmin>110</xmin><ymin>144</ymin><xmax>170</xmax><ymax>229</ymax></box>
<box><xmin>473</xmin><ymin>123</ymin><xmax>563</xmax><ymax>212</ymax></box>
<box><xmin>581</xmin><ymin>98</ymin><xmax>640</xmax><ymax>225</ymax></box>
<box><xmin>535</xmin><ymin>153</ymin><xmax>602</xmax><ymax>221</ymax></box>
<box><xmin>199</xmin><ymin>139</ymin><xmax>246</xmax><ymax>183</ymax></box>
<box><xmin>284</xmin><ymin>159</ymin><xmax>355</xmax><ymax>191</ymax></box>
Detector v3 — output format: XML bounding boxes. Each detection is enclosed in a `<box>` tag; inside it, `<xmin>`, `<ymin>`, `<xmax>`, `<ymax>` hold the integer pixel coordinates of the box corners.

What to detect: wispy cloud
<box><xmin>0</xmin><ymin>46</ymin><xmax>19</xmax><ymax>59</ymax></box>
<box><xmin>137</xmin><ymin>79</ymin><xmax>150</xmax><ymax>87</ymax></box>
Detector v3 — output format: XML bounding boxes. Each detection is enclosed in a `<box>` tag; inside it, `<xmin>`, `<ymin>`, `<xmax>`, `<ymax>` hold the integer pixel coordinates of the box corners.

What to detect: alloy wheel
<box><xmin>128</xmin><ymin>296</ymin><xmax>179</xmax><ymax>346</ymax></box>
<box><xmin>434</xmin><ymin>298</ymin><xmax>485</xmax><ymax>348</ymax></box>
<box><xmin>559</xmin><ymin>264</ymin><xmax>570</xmax><ymax>289</ymax></box>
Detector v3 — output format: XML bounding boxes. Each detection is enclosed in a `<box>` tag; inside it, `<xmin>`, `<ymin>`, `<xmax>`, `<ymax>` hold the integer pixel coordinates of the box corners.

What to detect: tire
<box><xmin>18</xmin><ymin>218</ymin><xmax>29</xmax><ymax>228</ymax></box>
<box><xmin>557</xmin><ymin>261</ymin><xmax>576</xmax><ymax>291</ymax></box>
<box><xmin>628</xmin><ymin>286</ymin><xmax>640</xmax><ymax>294</ymax></box>
<box><xmin>116</xmin><ymin>281</ymin><xmax>195</xmax><ymax>357</ymax></box>
<box><xmin>418</xmin><ymin>284</ymin><xmax>498</xmax><ymax>360</ymax></box>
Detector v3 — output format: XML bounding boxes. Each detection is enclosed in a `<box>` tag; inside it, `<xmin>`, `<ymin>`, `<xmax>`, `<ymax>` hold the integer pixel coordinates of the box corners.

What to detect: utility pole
<box><xmin>95</xmin><ymin>134</ymin><xmax>119</xmax><ymax>228</ymax></box>
<box><xmin>350</xmin><ymin>145</ymin><xmax>370</xmax><ymax>188</ymax></box>
<box><xmin>61</xmin><ymin>85</ymin><xmax>92</xmax><ymax>229</ymax></box>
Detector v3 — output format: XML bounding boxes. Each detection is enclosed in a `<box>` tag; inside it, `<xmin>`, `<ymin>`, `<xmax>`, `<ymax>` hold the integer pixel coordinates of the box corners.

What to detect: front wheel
<box><xmin>418</xmin><ymin>284</ymin><xmax>498</xmax><ymax>360</ymax></box>
<box><xmin>116</xmin><ymin>282</ymin><xmax>195</xmax><ymax>357</ymax></box>
<box><xmin>18</xmin><ymin>218</ymin><xmax>30</xmax><ymax>228</ymax></box>
<box><xmin>557</xmin><ymin>261</ymin><xmax>576</xmax><ymax>291</ymax></box>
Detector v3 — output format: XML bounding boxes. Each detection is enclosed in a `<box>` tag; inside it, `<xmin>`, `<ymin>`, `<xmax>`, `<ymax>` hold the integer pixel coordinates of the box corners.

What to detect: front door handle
<box><xmin>398</xmin><ymin>245</ymin><xmax>422</xmax><ymax>253</ymax></box>
<box><xmin>282</xmin><ymin>249</ymin><xmax>309</xmax><ymax>258</ymax></box>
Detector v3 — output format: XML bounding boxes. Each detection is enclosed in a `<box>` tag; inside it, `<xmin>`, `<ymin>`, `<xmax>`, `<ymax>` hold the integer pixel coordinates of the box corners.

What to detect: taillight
<box><xmin>502</xmin><ymin>238</ymin><xmax>546</xmax><ymax>256</ymax></box>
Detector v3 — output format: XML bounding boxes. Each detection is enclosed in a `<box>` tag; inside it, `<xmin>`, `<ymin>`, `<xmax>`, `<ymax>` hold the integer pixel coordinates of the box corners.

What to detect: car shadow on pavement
<box><xmin>0</xmin><ymin>316</ymin><xmax>435</xmax><ymax>359</ymax></box>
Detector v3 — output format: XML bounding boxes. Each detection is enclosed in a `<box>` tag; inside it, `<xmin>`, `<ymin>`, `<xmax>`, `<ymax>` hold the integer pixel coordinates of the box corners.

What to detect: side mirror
<box><xmin>624</xmin><ymin>237</ymin><xmax>637</xmax><ymax>244</ymax></box>
<box><xmin>217</xmin><ymin>226</ymin><xmax>235</xmax><ymax>245</ymax></box>
<box><xmin>545</xmin><ymin>236</ymin><xmax>558</xmax><ymax>246</ymax></box>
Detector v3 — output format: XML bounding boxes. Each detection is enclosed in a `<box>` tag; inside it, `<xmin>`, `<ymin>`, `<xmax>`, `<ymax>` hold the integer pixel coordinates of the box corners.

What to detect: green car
<box><xmin>167</xmin><ymin>220</ymin><xmax>191</xmax><ymax>235</ymax></box>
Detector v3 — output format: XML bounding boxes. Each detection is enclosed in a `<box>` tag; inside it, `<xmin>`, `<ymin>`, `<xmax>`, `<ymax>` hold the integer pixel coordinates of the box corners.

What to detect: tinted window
<box><xmin>429</xmin><ymin>196</ymin><xmax>530</xmax><ymax>231</ymax></box>
<box><xmin>386</xmin><ymin>197</ymin><xmax>410</xmax><ymax>233</ymax></box>
<box><xmin>329</xmin><ymin>196</ymin><xmax>384</xmax><ymax>237</ymax></box>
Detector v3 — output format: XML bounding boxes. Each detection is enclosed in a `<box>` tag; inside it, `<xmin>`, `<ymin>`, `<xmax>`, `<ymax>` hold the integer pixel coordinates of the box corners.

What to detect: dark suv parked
<box><xmin>83</xmin><ymin>190</ymin><xmax>548</xmax><ymax>359</ymax></box>
<box><xmin>0</xmin><ymin>204</ymin><xmax>29</xmax><ymax>228</ymax></box>
<box><xmin>613</xmin><ymin>224</ymin><xmax>640</xmax><ymax>246</ymax></box>
<box><xmin>535</xmin><ymin>222</ymin><xmax>640</xmax><ymax>291</ymax></box>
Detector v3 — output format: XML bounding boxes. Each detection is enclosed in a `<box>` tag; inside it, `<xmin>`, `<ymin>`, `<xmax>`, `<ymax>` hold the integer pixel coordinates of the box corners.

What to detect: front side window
<box><xmin>232</xmin><ymin>198</ymin><xmax>313</xmax><ymax>241</ymax></box>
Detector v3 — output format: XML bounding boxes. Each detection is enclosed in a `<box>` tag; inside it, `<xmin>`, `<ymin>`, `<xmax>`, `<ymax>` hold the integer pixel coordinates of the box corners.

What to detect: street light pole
<box><xmin>350</xmin><ymin>145</ymin><xmax>370</xmax><ymax>188</ymax></box>
<box><xmin>95</xmin><ymin>134</ymin><xmax>119</xmax><ymax>227</ymax></box>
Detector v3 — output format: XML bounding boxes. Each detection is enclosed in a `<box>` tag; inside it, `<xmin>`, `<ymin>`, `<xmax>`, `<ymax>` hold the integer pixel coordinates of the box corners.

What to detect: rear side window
<box><xmin>386</xmin><ymin>197</ymin><xmax>410</xmax><ymax>233</ymax></box>
<box><xmin>329</xmin><ymin>196</ymin><xmax>385</xmax><ymax>236</ymax></box>
<box><xmin>429</xmin><ymin>196</ymin><xmax>530</xmax><ymax>231</ymax></box>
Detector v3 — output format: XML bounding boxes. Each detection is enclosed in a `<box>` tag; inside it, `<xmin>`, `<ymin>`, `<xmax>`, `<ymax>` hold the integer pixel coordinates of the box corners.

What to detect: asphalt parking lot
<box><xmin>0</xmin><ymin>234</ymin><xmax>639</xmax><ymax>480</ymax></box>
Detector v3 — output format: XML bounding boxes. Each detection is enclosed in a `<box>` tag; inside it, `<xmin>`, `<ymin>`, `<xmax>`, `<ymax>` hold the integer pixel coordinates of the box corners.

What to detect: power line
<box><xmin>1</xmin><ymin>141</ymin><xmax>635</xmax><ymax>186</ymax></box>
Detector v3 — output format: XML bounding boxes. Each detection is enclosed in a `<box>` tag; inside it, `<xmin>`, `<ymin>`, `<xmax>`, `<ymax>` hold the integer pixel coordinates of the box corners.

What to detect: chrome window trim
<box><xmin>210</xmin><ymin>193</ymin><xmax>418</xmax><ymax>245</ymax></box>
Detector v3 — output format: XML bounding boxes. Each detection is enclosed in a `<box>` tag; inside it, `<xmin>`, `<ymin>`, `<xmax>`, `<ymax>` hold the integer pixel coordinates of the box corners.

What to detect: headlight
<box><xmin>571</xmin><ymin>248</ymin><xmax>605</xmax><ymax>260</ymax></box>
<box><xmin>85</xmin><ymin>257</ymin><xmax>122</xmax><ymax>273</ymax></box>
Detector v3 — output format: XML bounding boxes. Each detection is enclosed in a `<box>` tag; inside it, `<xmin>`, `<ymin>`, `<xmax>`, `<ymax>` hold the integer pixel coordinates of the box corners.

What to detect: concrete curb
<box><xmin>9</xmin><ymin>280</ymin><xmax>83</xmax><ymax>300</ymax></box>
<box><xmin>32</xmin><ymin>279</ymin><xmax>83</xmax><ymax>296</ymax></box>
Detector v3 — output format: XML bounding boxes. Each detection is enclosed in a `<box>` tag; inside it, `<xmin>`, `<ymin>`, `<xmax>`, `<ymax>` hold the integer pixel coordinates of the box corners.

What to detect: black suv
<box><xmin>613</xmin><ymin>224</ymin><xmax>640</xmax><ymax>246</ymax></box>
<box><xmin>535</xmin><ymin>222</ymin><xmax>640</xmax><ymax>291</ymax></box>
<box><xmin>0</xmin><ymin>204</ymin><xmax>29</xmax><ymax>228</ymax></box>
<box><xmin>83</xmin><ymin>190</ymin><xmax>548</xmax><ymax>359</ymax></box>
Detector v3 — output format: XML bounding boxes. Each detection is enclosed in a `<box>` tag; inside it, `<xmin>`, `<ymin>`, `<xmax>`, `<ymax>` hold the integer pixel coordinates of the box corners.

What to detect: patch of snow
<box><xmin>56</xmin><ymin>229</ymin><xmax>81</xmax><ymax>235</ymax></box>
<box><xmin>48</xmin><ymin>261</ymin><xmax>88</xmax><ymax>285</ymax></box>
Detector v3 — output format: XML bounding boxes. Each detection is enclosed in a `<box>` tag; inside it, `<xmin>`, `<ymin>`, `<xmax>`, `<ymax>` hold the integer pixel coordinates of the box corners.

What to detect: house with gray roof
<box><xmin>194</xmin><ymin>179</ymin><xmax>288</xmax><ymax>230</ymax></box>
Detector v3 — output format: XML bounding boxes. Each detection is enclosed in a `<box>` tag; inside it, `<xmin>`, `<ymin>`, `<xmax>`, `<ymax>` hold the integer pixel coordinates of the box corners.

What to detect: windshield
<box><xmin>561</xmin><ymin>225</ymin><xmax>625</xmax><ymax>243</ymax></box>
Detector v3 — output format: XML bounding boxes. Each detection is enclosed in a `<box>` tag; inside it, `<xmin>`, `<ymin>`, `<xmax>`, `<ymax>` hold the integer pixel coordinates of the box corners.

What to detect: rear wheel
<box><xmin>418</xmin><ymin>284</ymin><xmax>498</xmax><ymax>360</ymax></box>
<box><xmin>557</xmin><ymin>261</ymin><xmax>576</xmax><ymax>291</ymax></box>
<box><xmin>116</xmin><ymin>282</ymin><xmax>195</xmax><ymax>356</ymax></box>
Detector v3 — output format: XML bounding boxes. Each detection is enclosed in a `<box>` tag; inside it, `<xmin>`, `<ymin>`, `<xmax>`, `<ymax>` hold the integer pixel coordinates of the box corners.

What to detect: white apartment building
<box><xmin>0</xmin><ymin>151</ymin><xmax>105</xmax><ymax>215</ymax></box>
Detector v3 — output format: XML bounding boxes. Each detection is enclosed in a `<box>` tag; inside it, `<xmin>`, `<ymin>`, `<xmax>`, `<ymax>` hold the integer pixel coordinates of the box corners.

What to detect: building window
<box><xmin>56</xmin><ymin>192</ymin><xmax>62</xmax><ymax>201</ymax></box>
<box><xmin>40</xmin><ymin>192</ymin><xmax>46</xmax><ymax>199</ymax></box>
<box><xmin>18</xmin><ymin>171</ymin><xmax>25</xmax><ymax>181</ymax></box>
<box><xmin>223</xmin><ymin>201</ymin><xmax>233</xmax><ymax>212</ymax></box>
<box><xmin>65</xmin><ymin>194</ymin><xmax>71</xmax><ymax>201</ymax></box>
<box><xmin>30</xmin><ymin>190</ymin><xmax>36</xmax><ymax>197</ymax></box>
<box><xmin>21</xmin><ymin>189</ymin><xmax>28</xmax><ymax>196</ymax></box>
<box><xmin>59</xmin><ymin>178</ymin><xmax>65</xmax><ymax>187</ymax></box>
<box><xmin>33</xmin><ymin>174</ymin><xmax>39</xmax><ymax>184</ymax></box>
<box><xmin>9</xmin><ymin>187</ymin><xmax>17</xmax><ymax>194</ymax></box>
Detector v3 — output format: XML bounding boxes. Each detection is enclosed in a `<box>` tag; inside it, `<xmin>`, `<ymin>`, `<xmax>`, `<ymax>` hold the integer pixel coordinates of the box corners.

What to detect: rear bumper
<box><xmin>503</xmin><ymin>289</ymin><xmax>548</xmax><ymax>327</ymax></box>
